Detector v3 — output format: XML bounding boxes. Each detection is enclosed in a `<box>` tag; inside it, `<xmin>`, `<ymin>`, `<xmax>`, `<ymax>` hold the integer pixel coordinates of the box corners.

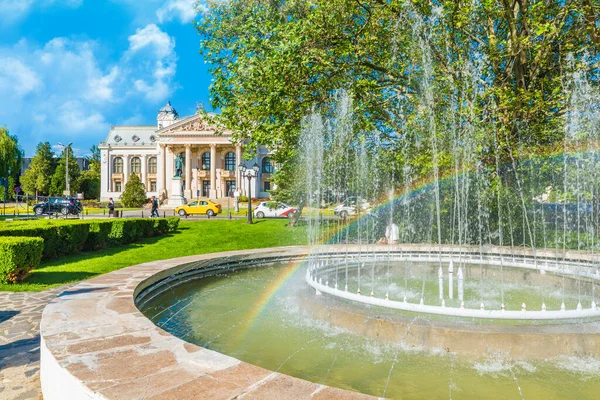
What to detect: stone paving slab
<box><xmin>39</xmin><ymin>247</ymin><xmax>380</xmax><ymax>400</ymax></box>
<box><xmin>0</xmin><ymin>286</ymin><xmax>71</xmax><ymax>400</ymax></box>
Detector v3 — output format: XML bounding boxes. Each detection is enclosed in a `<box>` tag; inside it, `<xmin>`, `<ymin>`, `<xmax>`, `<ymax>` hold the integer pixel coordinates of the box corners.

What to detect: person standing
<box><xmin>151</xmin><ymin>196</ymin><xmax>159</xmax><ymax>218</ymax></box>
<box><xmin>108</xmin><ymin>197</ymin><xmax>115</xmax><ymax>217</ymax></box>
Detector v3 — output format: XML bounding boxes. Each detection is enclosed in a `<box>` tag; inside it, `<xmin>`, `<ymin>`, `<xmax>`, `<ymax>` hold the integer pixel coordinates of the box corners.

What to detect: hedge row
<box><xmin>0</xmin><ymin>217</ymin><xmax>180</xmax><ymax>283</ymax></box>
<box><xmin>0</xmin><ymin>236</ymin><xmax>44</xmax><ymax>284</ymax></box>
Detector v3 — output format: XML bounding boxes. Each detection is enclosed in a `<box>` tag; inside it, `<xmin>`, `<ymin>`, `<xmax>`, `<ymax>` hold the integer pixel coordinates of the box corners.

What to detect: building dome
<box><xmin>158</xmin><ymin>101</ymin><xmax>178</xmax><ymax>118</ymax></box>
<box><xmin>157</xmin><ymin>101</ymin><xmax>178</xmax><ymax>129</ymax></box>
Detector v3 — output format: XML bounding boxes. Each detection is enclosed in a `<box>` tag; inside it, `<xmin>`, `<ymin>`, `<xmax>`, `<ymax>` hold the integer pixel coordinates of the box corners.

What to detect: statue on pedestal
<box><xmin>174</xmin><ymin>154</ymin><xmax>183</xmax><ymax>178</ymax></box>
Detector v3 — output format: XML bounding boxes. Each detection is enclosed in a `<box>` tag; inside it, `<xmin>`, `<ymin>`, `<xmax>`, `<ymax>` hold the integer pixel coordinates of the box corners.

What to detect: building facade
<box><xmin>99</xmin><ymin>102</ymin><xmax>274</xmax><ymax>203</ymax></box>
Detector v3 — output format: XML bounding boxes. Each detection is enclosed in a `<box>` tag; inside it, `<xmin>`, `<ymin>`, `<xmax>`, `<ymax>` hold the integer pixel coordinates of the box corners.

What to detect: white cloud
<box><xmin>128</xmin><ymin>24</ymin><xmax>175</xmax><ymax>58</ymax></box>
<box><xmin>0</xmin><ymin>0</ymin><xmax>82</xmax><ymax>24</ymax></box>
<box><xmin>127</xmin><ymin>24</ymin><xmax>177</xmax><ymax>101</ymax></box>
<box><xmin>0</xmin><ymin>57</ymin><xmax>41</xmax><ymax>95</ymax></box>
<box><xmin>156</xmin><ymin>0</ymin><xmax>200</xmax><ymax>23</ymax></box>
<box><xmin>0</xmin><ymin>27</ymin><xmax>179</xmax><ymax>155</ymax></box>
<box><xmin>57</xmin><ymin>101</ymin><xmax>107</xmax><ymax>133</ymax></box>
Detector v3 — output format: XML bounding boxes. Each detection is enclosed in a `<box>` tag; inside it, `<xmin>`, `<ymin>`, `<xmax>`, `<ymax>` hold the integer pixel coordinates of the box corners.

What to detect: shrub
<box><xmin>120</xmin><ymin>173</ymin><xmax>147</xmax><ymax>207</ymax></box>
<box><xmin>238</xmin><ymin>195</ymin><xmax>248</xmax><ymax>203</ymax></box>
<box><xmin>84</xmin><ymin>221</ymin><xmax>113</xmax><ymax>251</ymax></box>
<box><xmin>108</xmin><ymin>219</ymin><xmax>158</xmax><ymax>246</ymax></box>
<box><xmin>0</xmin><ymin>236</ymin><xmax>44</xmax><ymax>284</ymax></box>
<box><xmin>138</xmin><ymin>219</ymin><xmax>155</xmax><ymax>238</ymax></box>
<box><xmin>0</xmin><ymin>220</ymin><xmax>89</xmax><ymax>259</ymax></box>
<box><xmin>153</xmin><ymin>219</ymin><xmax>169</xmax><ymax>235</ymax></box>
<box><xmin>166</xmin><ymin>217</ymin><xmax>180</xmax><ymax>232</ymax></box>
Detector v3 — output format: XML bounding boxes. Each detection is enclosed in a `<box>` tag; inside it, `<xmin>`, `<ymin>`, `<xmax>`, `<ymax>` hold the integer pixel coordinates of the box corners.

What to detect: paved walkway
<box><xmin>0</xmin><ymin>286</ymin><xmax>70</xmax><ymax>400</ymax></box>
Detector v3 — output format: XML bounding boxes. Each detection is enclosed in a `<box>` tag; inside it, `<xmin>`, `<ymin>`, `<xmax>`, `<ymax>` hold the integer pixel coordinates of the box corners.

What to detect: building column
<box><xmin>123</xmin><ymin>155</ymin><xmax>130</xmax><ymax>187</ymax></box>
<box><xmin>184</xmin><ymin>144</ymin><xmax>192</xmax><ymax>199</ymax></box>
<box><xmin>166</xmin><ymin>146</ymin><xmax>174</xmax><ymax>198</ymax></box>
<box><xmin>209</xmin><ymin>143</ymin><xmax>217</xmax><ymax>198</ymax></box>
<box><xmin>235</xmin><ymin>144</ymin><xmax>242</xmax><ymax>193</ymax></box>
<box><xmin>158</xmin><ymin>144</ymin><xmax>166</xmax><ymax>195</ymax></box>
<box><xmin>105</xmin><ymin>149</ymin><xmax>111</xmax><ymax>193</ymax></box>
<box><xmin>141</xmin><ymin>154</ymin><xmax>147</xmax><ymax>191</ymax></box>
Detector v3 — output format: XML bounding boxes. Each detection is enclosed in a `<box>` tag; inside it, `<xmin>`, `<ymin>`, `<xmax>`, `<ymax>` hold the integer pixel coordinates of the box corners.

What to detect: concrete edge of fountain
<box><xmin>39</xmin><ymin>246</ymin><xmax>380</xmax><ymax>400</ymax></box>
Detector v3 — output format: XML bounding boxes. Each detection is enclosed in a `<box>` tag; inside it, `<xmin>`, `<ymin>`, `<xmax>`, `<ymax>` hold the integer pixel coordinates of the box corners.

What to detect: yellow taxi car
<box><xmin>175</xmin><ymin>199</ymin><xmax>222</xmax><ymax>217</ymax></box>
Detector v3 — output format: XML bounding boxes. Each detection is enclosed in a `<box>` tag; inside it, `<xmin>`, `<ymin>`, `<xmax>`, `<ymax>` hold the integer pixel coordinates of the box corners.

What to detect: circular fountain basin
<box><xmin>39</xmin><ymin>247</ymin><xmax>374</xmax><ymax>400</ymax></box>
<box><xmin>306</xmin><ymin>245</ymin><xmax>600</xmax><ymax>320</ymax></box>
<box><xmin>40</xmin><ymin>245</ymin><xmax>600</xmax><ymax>399</ymax></box>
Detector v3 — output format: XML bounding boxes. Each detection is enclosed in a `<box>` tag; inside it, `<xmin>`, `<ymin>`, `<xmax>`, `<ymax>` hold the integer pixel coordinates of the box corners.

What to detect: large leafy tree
<box><xmin>50</xmin><ymin>145</ymin><xmax>81</xmax><ymax>196</ymax></box>
<box><xmin>197</xmin><ymin>0</ymin><xmax>600</xmax><ymax>175</ymax></box>
<box><xmin>0</xmin><ymin>127</ymin><xmax>23</xmax><ymax>180</ymax></box>
<box><xmin>21</xmin><ymin>142</ymin><xmax>56</xmax><ymax>198</ymax></box>
<box><xmin>78</xmin><ymin>145</ymin><xmax>101</xmax><ymax>200</ymax></box>
<box><xmin>0</xmin><ymin>127</ymin><xmax>23</xmax><ymax>202</ymax></box>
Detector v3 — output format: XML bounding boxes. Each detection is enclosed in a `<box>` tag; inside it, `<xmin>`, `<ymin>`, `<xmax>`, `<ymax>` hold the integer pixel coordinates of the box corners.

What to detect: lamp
<box><xmin>57</xmin><ymin>141</ymin><xmax>73</xmax><ymax>196</ymax></box>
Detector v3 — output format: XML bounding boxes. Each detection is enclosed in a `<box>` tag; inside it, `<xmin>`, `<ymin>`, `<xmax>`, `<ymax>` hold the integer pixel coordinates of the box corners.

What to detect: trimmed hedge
<box><xmin>153</xmin><ymin>219</ymin><xmax>169</xmax><ymax>235</ymax></box>
<box><xmin>0</xmin><ymin>220</ymin><xmax>89</xmax><ymax>259</ymax></box>
<box><xmin>0</xmin><ymin>236</ymin><xmax>44</xmax><ymax>284</ymax></box>
<box><xmin>84</xmin><ymin>221</ymin><xmax>113</xmax><ymax>251</ymax></box>
<box><xmin>166</xmin><ymin>217</ymin><xmax>180</xmax><ymax>232</ymax></box>
<box><xmin>0</xmin><ymin>218</ymin><xmax>181</xmax><ymax>280</ymax></box>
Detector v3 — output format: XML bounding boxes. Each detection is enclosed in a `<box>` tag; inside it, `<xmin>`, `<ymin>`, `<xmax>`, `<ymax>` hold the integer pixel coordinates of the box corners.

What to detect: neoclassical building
<box><xmin>99</xmin><ymin>102</ymin><xmax>274</xmax><ymax>204</ymax></box>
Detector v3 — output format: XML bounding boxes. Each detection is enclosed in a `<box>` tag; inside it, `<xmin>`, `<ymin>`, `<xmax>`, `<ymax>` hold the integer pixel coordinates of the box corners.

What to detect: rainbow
<box><xmin>229</xmin><ymin>147</ymin><xmax>599</xmax><ymax>342</ymax></box>
<box><xmin>322</xmin><ymin>147</ymin><xmax>600</xmax><ymax>245</ymax></box>
<box><xmin>233</xmin><ymin>259</ymin><xmax>307</xmax><ymax>344</ymax></box>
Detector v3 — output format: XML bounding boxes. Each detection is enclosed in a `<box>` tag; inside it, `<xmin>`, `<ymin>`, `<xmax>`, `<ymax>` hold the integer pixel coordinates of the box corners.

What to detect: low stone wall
<box><xmin>39</xmin><ymin>247</ymin><xmax>375</xmax><ymax>400</ymax></box>
<box><xmin>39</xmin><ymin>244</ymin><xmax>600</xmax><ymax>399</ymax></box>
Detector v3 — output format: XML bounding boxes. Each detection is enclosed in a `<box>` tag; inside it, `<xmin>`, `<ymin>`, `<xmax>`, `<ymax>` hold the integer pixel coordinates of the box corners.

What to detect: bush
<box><xmin>139</xmin><ymin>219</ymin><xmax>155</xmax><ymax>238</ymax></box>
<box><xmin>108</xmin><ymin>218</ymin><xmax>160</xmax><ymax>246</ymax></box>
<box><xmin>153</xmin><ymin>219</ymin><xmax>169</xmax><ymax>235</ymax></box>
<box><xmin>0</xmin><ymin>220</ymin><xmax>89</xmax><ymax>259</ymax></box>
<box><xmin>120</xmin><ymin>173</ymin><xmax>147</xmax><ymax>207</ymax></box>
<box><xmin>84</xmin><ymin>221</ymin><xmax>113</xmax><ymax>251</ymax></box>
<box><xmin>0</xmin><ymin>236</ymin><xmax>44</xmax><ymax>284</ymax></box>
<box><xmin>166</xmin><ymin>217</ymin><xmax>180</xmax><ymax>232</ymax></box>
<box><xmin>238</xmin><ymin>195</ymin><xmax>248</xmax><ymax>203</ymax></box>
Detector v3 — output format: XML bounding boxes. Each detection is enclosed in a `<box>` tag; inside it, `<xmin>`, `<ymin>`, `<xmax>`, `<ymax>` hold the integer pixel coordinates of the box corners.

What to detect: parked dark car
<box><xmin>33</xmin><ymin>197</ymin><xmax>83</xmax><ymax>216</ymax></box>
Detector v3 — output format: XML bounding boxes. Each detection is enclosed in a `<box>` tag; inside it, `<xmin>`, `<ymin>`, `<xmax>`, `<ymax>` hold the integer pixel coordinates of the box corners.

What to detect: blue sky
<box><xmin>0</xmin><ymin>0</ymin><xmax>212</xmax><ymax>157</ymax></box>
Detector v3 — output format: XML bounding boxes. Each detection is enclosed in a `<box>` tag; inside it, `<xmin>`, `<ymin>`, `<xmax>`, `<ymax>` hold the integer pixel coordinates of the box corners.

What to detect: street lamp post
<box><xmin>239</xmin><ymin>162</ymin><xmax>260</xmax><ymax>224</ymax></box>
<box><xmin>57</xmin><ymin>142</ymin><xmax>73</xmax><ymax>196</ymax></box>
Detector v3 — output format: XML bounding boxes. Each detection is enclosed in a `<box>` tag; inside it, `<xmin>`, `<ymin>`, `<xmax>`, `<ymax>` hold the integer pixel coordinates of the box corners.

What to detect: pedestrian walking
<box><xmin>151</xmin><ymin>196</ymin><xmax>159</xmax><ymax>218</ymax></box>
<box><xmin>108</xmin><ymin>197</ymin><xmax>115</xmax><ymax>217</ymax></box>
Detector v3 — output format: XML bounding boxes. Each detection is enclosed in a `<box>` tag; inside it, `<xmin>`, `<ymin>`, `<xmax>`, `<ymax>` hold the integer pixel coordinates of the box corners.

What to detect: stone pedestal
<box><xmin>167</xmin><ymin>177</ymin><xmax>186</xmax><ymax>207</ymax></box>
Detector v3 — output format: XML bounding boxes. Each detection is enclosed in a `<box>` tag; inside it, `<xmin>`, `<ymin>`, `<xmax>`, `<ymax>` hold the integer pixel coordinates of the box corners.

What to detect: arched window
<box><xmin>113</xmin><ymin>157</ymin><xmax>123</xmax><ymax>173</ymax></box>
<box><xmin>131</xmin><ymin>157</ymin><xmax>141</xmax><ymax>173</ymax></box>
<box><xmin>201</xmin><ymin>152</ymin><xmax>211</xmax><ymax>170</ymax></box>
<box><xmin>148</xmin><ymin>157</ymin><xmax>157</xmax><ymax>174</ymax></box>
<box><xmin>262</xmin><ymin>157</ymin><xmax>274</xmax><ymax>173</ymax></box>
<box><xmin>225</xmin><ymin>152</ymin><xmax>236</xmax><ymax>171</ymax></box>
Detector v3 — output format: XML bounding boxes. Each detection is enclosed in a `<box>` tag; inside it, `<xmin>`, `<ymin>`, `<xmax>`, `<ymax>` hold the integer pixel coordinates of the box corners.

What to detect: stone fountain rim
<box><xmin>39</xmin><ymin>244</ymin><xmax>600</xmax><ymax>399</ymax></box>
<box><xmin>39</xmin><ymin>246</ymin><xmax>377</xmax><ymax>400</ymax></box>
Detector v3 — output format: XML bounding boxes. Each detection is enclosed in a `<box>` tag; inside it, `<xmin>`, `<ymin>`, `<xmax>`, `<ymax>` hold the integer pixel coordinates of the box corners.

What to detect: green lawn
<box><xmin>0</xmin><ymin>219</ymin><xmax>307</xmax><ymax>292</ymax></box>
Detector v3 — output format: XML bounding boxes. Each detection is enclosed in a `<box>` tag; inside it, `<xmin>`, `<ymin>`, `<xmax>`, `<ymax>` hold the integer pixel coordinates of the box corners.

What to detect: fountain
<box><xmin>134</xmin><ymin>74</ymin><xmax>600</xmax><ymax>397</ymax></box>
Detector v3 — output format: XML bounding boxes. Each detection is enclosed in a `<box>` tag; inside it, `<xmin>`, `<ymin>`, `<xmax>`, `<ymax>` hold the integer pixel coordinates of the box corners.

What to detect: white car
<box><xmin>254</xmin><ymin>201</ymin><xmax>296</xmax><ymax>218</ymax></box>
<box><xmin>333</xmin><ymin>197</ymin><xmax>371</xmax><ymax>218</ymax></box>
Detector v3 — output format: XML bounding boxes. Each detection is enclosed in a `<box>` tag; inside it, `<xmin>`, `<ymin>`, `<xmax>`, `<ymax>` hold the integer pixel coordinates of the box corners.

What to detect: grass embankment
<box><xmin>0</xmin><ymin>219</ymin><xmax>307</xmax><ymax>292</ymax></box>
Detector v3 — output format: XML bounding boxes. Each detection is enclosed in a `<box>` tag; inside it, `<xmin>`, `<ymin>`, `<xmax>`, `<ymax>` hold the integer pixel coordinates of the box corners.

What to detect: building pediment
<box><xmin>156</xmin><ymin>113</ymin><xmax>229</xmax><ymax>136</ymax></box>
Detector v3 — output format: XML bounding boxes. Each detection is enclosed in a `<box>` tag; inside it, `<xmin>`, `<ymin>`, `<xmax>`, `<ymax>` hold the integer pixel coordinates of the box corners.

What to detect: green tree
<box><xmin>50</xmin><ymin>145</ymin><xmax>80</xmax><ymax>196</ymax></box>
<box><xmin>197</xmin><ymin>0</ymin><xmax>600</xmax><ymax>178</ymax></box>
<box><xmin>78</xmin><ymin>170</ymin><xmax>100</xmax><ymax>200</ymax></box>
<box><xmin>21</xmin><ymin>142</ymin><xmax>55</xmax><ymax>198</ymax></box>
<box><xmin>120</xmin><ymin>173</ymin><xmax>147</xmax><ymax>207</ymax></box>
<box><xmin>78</xmin><ymin>145</ymin><xmax>101</xmax><ymax>200</ymax></box>
<box><xmin>0</xmin><ymin>126</ymin><xmax>23</xmax><ymax>178</ymax></box>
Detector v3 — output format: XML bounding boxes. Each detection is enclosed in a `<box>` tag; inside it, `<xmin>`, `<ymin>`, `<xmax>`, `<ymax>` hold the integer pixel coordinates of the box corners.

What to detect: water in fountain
<box><xmin>137</xmin><ymin>6</ymin><xmax>600</xmax><ymax>398</ymax></box>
